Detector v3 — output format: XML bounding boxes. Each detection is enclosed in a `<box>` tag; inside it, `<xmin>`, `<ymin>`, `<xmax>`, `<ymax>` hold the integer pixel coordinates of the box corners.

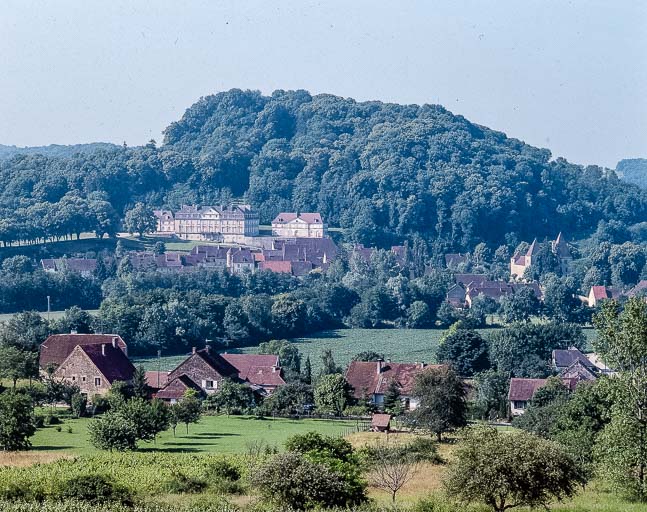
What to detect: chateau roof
<box><xmin>272</xmin><ymin>212</ymin><xmax>323</xmax><ymax>224</ymax></box>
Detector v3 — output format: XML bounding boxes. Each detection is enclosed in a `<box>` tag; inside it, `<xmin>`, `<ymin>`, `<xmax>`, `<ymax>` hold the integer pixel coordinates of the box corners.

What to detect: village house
<box><xmin>586</xmin><ymin>285</ymin><xmax>622</xmax><ymax>307</ymax></box>
<box><xmin>40</xmin><ymin>333</ymin><xmax>128</xmax><ymax>371</ymax></box>
<box><xmin>552</xmin><ymin>347</ymin><xmax>597</xmax><ymax>373</ymax></box>
<box><xmin>551</xmin><ymin>232</ymin><xmax>573</xmax><ymax>275</ymax></box>
<box><xmin>48</xmin><ymin>339</ymin><xmax>135</xmax><ymax>399</ymax></box>
<box><xmin>153</xmin><ymin>204</ymin><xmax>260</xmax><ymax>241</ymax></box>
<box><xmin>271</xmin><ymin>212</ymin><xmax>327</xmax><ymax>238</ymax></box>
<box><xmin>508</xmin><ymin>377</ymin><xmax>588</xmax><ymax>416</ymax></box>
<box><xmin>508</xmin><ymin>357</ymin><xmax>598</xmax><ymax>416</ymax></box>
<box><xmin>155</xmin><ymin>347</ymin><xmax>285</xmax><ymax>403</ymax></box>
<box><xmin>345</xmin><ymin>360</ymin><xmax>443</xmax><ymax>411</ymax></box>
<box><xmin>40</xmin><ymin>258</ymin><xmax>99</xmax><ymax>277</ymax></box>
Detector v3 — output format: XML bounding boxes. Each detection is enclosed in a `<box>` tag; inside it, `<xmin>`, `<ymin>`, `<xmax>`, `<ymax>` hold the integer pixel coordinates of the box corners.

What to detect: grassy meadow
<box><xmin>8</xmin><ymin>415</ymin><xmax>359</xmax><ymax>459</ymax></box>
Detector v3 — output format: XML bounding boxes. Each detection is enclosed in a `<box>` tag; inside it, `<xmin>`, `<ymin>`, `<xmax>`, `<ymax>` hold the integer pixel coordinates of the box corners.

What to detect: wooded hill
<box><xmin>1</xmin><ymin>89</ymin><xmax>645</xmax><ymax>252</ymax></box>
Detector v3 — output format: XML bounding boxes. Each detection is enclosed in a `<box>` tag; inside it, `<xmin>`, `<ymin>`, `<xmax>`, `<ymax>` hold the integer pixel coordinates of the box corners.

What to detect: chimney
<box><xmin>70</xmin><ymin>329</ymin><xmax>78</xmax><ymax>335</ymax></box>
<box><xmin>112</xmin><ymin>336</ymin><xmax>118</xmax><ymax>348</ymax></box>
<box><xmin>205</xmin><ymin>344</ymin><xmax>210</xmax><ymax>354</ymax></box>
<box><xmin>272</xmin><ymin>365</ymin><xmax>279</xmax><ymax>373</ymax></box>
<box><xmin>192</xmin><ymin>347</ymin><xmax>197</xmax><ymax>355</ymax></box>
<box><xmin>419</xmin><ymin>362</ymin><xmax>425</xmax><ymax>369</ymax></box>
<box><xmin>101</xmin><ymin>344</ymin><xmax>106</xmax><ymax>356</ymax></box>
<box><xmin>377</xmin><ymin>360</ymin><xmax>384</xmax><ymax>374</ymax></box>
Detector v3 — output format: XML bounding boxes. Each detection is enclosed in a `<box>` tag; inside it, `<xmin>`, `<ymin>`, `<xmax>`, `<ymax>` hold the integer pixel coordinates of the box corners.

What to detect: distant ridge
<box><xmin>0</xmin><ymin>142</ymin><xmax>118</xmax><ymax>160</ymax></box>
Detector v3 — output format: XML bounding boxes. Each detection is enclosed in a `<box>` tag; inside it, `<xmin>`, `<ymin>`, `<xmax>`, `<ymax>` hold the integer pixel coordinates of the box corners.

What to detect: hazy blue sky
<box><xmin>1</xmin><ymin>1</ymin><xmax>645</xmax><ymax>168</ymax></box>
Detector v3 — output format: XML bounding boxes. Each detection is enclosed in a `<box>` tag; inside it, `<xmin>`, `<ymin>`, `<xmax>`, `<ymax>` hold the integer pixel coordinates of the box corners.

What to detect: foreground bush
<box><xmin>253</xmin><ymin>452</ymin><xmax>367</xmax><ymax>509</ymax></box>
<box><xmin>444</xmin><ymin>426</ymin><xmax>580</xmax><ymax>512</ymax></box>
<box><xmin>54</xmin><ymin>475</ymin><xmax>131</xmax><ymax>505</ymax></box>
<box><xmin>0</xmin><ymin>453</ymin><xmax>247</xmax><ymax>499</ymax></box>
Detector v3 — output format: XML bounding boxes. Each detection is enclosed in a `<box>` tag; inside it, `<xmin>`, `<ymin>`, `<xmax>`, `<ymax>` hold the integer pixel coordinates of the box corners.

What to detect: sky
<box><xmin>1</xmin><ymin>1</ymin><xmax>646</xmax><ymax>168</ymax></box>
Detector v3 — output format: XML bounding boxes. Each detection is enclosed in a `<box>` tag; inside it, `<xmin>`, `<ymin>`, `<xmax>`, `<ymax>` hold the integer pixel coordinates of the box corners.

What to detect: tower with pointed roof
<box><xmin>510</xmin><ymin>238</ymin><xmax>540</xmax><ymax>280</ymax></box>
<box><xmin>551</xmin><ymin>232</ymin><xmax>573</xmax><ymax>275</ymax></box>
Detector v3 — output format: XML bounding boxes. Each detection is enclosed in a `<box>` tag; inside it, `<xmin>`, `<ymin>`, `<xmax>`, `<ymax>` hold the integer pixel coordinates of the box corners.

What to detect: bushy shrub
<box><xmin>54</xmin><ymin>474</ymin><xmax>131</xmax><ymax>505</ymax></box>
<box><xmin>252</xmin><ymin>452</ymin><xmax>367</xmax><ymax>509</ymax></box>
<box><xmin>206</xmin><ymin>460</ymin><xmax>241</xmax><ymax>482</ymax></box>
<box><xmin>285</xmin><ymin>432</ymin><xmax>354</xmax><ymax>462</ymax></box>
<box><xmin>34</xmin><ymin>415</ymin><xmax>45</xmax><ymax>428</ymax></box>
<box><xmin>164</xmin><ymin>471</ymin><xmax>207</xmax><ymax>494</ymax></box>
<box><xmin>46</xmin><ymin>415</ymin><xmax>61</xmax><ymax>426</ymax></box>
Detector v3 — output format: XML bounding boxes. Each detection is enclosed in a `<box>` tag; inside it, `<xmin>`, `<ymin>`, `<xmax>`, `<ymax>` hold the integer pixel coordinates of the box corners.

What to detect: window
<box><xmin>82</xmin><ymin>376</ymin><xmax>86</xmax><ymax>382</ymax></box>
<box><xmin>94</xmin><ymin>377</ymin><xmax>101</xmax><ymax>387</ymax></box>
<box><xmin>205</xmin><ymin>380</ymin><xmax>214</xmax><ymax>389</ymax></box>
<box><xmin>513</xmin><ymin>401</ymin><xmax>526</xmax><ymax>410</ymax></box>
<box><xmin>71</xmin><ymin>376</ymin><xmax>76</xmax><ymax>382</ymax></box>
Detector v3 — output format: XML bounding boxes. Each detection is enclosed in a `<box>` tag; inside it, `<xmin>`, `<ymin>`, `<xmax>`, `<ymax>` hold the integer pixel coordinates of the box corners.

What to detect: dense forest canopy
<box><xmin>1</xmin><ymin>89</ymin><xmax>646</xmax><ymax>252</ymax></box>
<box><xmin>616</xmin><ymin>158</ymin><xmax>647</xmax><ymax>189</ymax></box>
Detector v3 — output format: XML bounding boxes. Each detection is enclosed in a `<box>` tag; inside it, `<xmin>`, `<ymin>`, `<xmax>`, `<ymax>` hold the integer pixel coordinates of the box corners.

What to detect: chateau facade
<box><xmin>271</xmin><ymin>212</ymin><xmax>327</xmax><ymax>238</ymax></box>
<box><xmin>153</xmin><ymin>205</ymin><xmax>259</xmax><ymax>241</ymax></box>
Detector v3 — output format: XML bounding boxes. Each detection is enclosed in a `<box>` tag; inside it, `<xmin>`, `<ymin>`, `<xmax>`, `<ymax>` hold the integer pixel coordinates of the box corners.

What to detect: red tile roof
<box><xmin>258</xmin><ymin>260</ymin><xmax>293</xmax><ymax>273</ymax></box>
<box><xmin>221</xmin><ymin>354</ymin><xmax>285</xmax><ymax>387</ymax></box>
<box><xmin>155</xmin><ymin>375</ymin><xmax>203</xmax><ymax>400</ymax></box>
<box><xmin>145</xmin><ymin>371</ymin><xmax>170</xmax><ymax>389</ymax></box>
<box><xmin>590</xmin><ymin>286</ymin><xmax>609</xmax><ymax>301</ymax></box>
<box><xmin>508</xmin><ymin>377</ymin><xmax>580</xmax><ymax>402</ymax></box>
<box><xmin>371</xmin><ymin>413</ymin><xmax>391</xmax><ymax>428</ymax></box>
<box><xmin>345</xmin><ymin>361</ymin><xmax>443</xmax><ymax>399</ymax></box>
<box><xmin>40</xmin><ymin>334</ymin><xmax>127</xmax><ymax>369</ymax></box>
<box><xmin>79</xmin><ymin>344</ymin><xmax>135</xmax><ymax>384</ymax></box>
<box><xmin>508</xmin><ymin>378</ymin><xmax>547</xmax><ymax>401</ymax></box>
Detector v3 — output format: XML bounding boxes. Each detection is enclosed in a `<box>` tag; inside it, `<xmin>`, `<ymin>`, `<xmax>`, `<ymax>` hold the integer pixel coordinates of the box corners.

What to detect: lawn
<box><xmin>19</xmin><ymin>414</ymin><xmax>360</xmax><ymax>458</ymax></box>
<box><xmin>135</xmin><ymin>327</ymin><xmax>600</xmax><ymax>376</ymax></box>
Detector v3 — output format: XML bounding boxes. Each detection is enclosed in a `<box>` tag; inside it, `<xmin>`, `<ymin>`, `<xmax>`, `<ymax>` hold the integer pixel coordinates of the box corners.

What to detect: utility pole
<box><xmin>157</xmin><ymin>349</ymin><xmax>162</xmax><ymax>388</ymax></box>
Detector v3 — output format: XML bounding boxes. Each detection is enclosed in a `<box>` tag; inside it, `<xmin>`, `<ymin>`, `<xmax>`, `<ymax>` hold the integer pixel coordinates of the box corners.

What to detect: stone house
<box><xmin>40</xmin><ymin>333</ymin><xmax>128</xmax><ymax>372</ymax></box>
<box><xmin>41</xmin><ymin>258</ymin><xmax>98</xmax><ymax>277</ymax></box>
<box><xmin>345</xmin><ymin>360</ymin><xmax>443</xmax><ymax>411</ymax></box>
<box><xmin>271</xmin><ymin>213</ymin><xmax>327</xmax><ymax>238</ymax></box>
<box><xmin>155</xmin><ymin>348</ymin><xmax>285</xmax><ymax>402</ymax></box>
<box><xmin>51</xmin><ymin>341</ymin><xmax>135</xmax><ymax>399</ymax></box>
<box><xmin>510</xmin><ymin>239</ymin><xmax>540</xmax><ymax>280</ymax></box>
<box><xmin>226</xmin><ymin>248</ymin><xmax>255</xmax><ymax>274</ymax></box>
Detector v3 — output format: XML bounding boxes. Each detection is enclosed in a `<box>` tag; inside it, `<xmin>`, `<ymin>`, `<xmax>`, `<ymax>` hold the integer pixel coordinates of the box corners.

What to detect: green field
<box><xmin>28</xmin><ymin>414</ymin><xmax>358</xmax><ymax>455</ymax></box>
<box><xmin>0</xmin><ymin>310</ymin><xmax>100</xmax><ymax>323</ymax></box>
<box><xmin>136</xmin><ymin>327</ymin><xmax>599</xmax><ymax>376</ymax></box>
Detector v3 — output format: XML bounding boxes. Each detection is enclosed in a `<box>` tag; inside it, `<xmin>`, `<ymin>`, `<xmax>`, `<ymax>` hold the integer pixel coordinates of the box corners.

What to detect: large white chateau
<box><xmin>271</xmin><ymin>212</ymin><xmax>327</xmax><ymax>238</ymax></box>
<box><xmin>153</xmin><ymin>205</ymin><xmax>259</xmax><ymax>241</ymax></box>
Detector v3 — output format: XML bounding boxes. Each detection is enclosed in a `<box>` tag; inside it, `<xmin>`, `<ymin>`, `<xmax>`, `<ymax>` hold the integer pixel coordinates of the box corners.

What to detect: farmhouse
<box><xmin>271</xmin><ymin>212</ymin><xmax>327</xmax><ymax>238</ymax></box>
<box><xmin>345</xmin><ymin>360</ymin><xmax>443</xmax><ymax>411</ymax></box>
<box><xmin>40</xmin><ymin>333</ymin><xmax>128</xmax><ymax>371</ymax></box>
<box><xmin>155</xmin><ymin>347</ymin><xmax>285</xmax><ymax>402</ymax></box>
<box><xmin>552</xmin><ymin>347</ymin><xmax>597</xmax><ymax>373</ymax></box>
<box><xmin>51</xmin><ymin>340</ymin><xmax>135</xmax><ymax>398</ymax></box>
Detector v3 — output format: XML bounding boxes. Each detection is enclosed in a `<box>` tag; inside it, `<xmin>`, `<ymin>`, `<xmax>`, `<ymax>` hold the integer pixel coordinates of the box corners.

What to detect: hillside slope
<box><xmin>0</xmin><ymin>89</ymin><xmax>645</xmax><ymax>251</ymax></box>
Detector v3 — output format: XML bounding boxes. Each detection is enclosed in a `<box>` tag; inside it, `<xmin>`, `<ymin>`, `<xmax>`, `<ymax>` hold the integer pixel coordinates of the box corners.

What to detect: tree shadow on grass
<box><xmin>190</xmin><ymin>433</ymin><xmax>240</xmax><ymax>438</ymax></box>
<box><xmin>32</xmin><ymin>445</ymin><xmax>76</xmax><ymax>451</ymax></box>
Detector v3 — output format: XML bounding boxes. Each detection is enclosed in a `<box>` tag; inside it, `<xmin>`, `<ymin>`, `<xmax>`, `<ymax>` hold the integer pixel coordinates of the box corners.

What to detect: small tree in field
<box><xmin>368</xmin><ymin>441</ymin><xmax>418</xmax><ymax>502</ymax></box>
<box><xmin>88</xmin><ymin>412</ymin><xmax>137</xmax><ymax>452</ymax></box>
<box><xmin>175</xmin><ymin>389</ymin><xmax>202</xmax><ymax>434</ymax></box>
<box><xmin>0</xmin><ymin>391</ymin><xmax>36</xmax><ymax>451</ymax></box>
<box><xmin>444</xmin><ymin>426</ymin><xmax>580</xmax><ymax>512</ymax></box>
<box><xmin>411</xmin><ymin>366</ymin><xmax>467</xmax><ymax>441</ymax></box>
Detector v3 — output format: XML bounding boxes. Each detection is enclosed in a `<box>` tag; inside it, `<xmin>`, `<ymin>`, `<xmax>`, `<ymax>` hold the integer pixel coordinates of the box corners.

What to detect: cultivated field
<box><xmin>136</xmin><ymin>328</ymin><xmax>599</xmax><ymax>376</ymax></box>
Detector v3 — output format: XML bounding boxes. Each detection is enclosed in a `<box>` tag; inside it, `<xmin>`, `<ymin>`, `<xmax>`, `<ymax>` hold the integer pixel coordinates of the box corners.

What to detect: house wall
<box><xmin>168</xmin><ymin>355</ymin><xmax>225</xmax><ymax>394</ymax></box>
<box><xmin>272</xmin><ymin>221</ymin><xmax>326</xmax><ymax>238</ymax></box>
<box><xmin>510</xmin><ymin>399</ymin><xmax>528</xmax><ymax>416</ymax></box>
<box><xmin>53</xmin><ymin>350</ymin><xmax>111</xmax><ymax>398</ymax></box>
